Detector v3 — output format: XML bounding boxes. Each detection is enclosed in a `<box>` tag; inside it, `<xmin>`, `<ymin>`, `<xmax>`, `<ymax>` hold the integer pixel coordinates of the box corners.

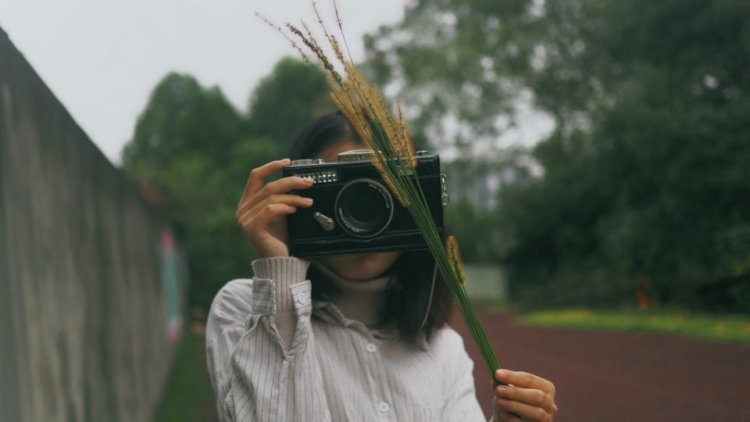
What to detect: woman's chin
<box><xmin>319</xmin><ymin>251</ymin><xmax>401</xmax><ymax>281</ymax></box>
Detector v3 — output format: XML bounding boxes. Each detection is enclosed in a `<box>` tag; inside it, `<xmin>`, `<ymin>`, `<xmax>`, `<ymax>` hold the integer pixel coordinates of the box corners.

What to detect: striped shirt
<box><xmin>206</xmin><ymin>257</ymin><xmax>487</xmax><ymax>421</ymax></box>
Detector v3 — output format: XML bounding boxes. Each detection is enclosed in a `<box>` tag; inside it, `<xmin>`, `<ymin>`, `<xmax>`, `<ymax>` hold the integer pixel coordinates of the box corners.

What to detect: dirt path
<box><xmin>452</xmin><ymin>308</ymin><xmax>750</xmax><ymax>421</ymax></box>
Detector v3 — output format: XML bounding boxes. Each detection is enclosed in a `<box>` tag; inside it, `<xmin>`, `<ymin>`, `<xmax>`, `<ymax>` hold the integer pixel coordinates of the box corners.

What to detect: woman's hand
<box><xmin>492</xmin><ymin>369</ymin><xmax>558</xmax><ymax>422</ymax></box>
<box><xmin>235</xmin><ymin>158</ymin><xmax>315</xmax><ymax>258</ymax></box>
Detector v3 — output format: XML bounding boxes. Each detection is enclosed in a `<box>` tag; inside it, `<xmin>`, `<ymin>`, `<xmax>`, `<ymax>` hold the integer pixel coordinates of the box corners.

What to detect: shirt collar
<box><xmin>311</xmin><ymin>300</ymin><xmax>399</xmax><ymax>340</ymax></box>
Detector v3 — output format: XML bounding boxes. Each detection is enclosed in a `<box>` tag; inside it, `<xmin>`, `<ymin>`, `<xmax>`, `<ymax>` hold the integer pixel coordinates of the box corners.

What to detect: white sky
<box><xmin>0</xmin><ymin>0</ymin><xmax>408</xmax><ymax>165</ymax></box>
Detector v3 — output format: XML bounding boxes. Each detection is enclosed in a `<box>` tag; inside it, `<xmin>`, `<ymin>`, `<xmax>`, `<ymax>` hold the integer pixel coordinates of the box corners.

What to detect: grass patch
<box><xmin>520</xmin><ymin>309</ymin><xmax>750</xmax><ymax>346</ymax></box>
<box><xmin>152</xmin><ymin>329</ymin><xmax>218</xmax><ymax>422</ymax></box>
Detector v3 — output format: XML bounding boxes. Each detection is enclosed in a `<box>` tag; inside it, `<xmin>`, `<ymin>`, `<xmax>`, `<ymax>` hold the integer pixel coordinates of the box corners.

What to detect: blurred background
<box><xmin>1</xmin><ymin>0</ymin><xmax>749</xmax><ymax>421</ymax></box>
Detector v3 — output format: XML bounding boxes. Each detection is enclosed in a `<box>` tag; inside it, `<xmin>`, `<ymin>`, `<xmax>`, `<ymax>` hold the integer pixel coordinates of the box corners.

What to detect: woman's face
<box><xmin>314</xmin><ymin>140</ymin><xmax>402</xmax><ymax>281</ymax></box>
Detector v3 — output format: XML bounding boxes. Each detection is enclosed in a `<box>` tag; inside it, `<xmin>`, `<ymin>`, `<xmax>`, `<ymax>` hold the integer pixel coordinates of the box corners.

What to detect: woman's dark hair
<box><xmin>287</xmin><ymin>110</ymin><xmax>360</xmax><ymax>162</ymax></box>
<box><xmin>288</xmin><ymin>110</ymin><xmax>454</xmax><ymax>346</ymax></box>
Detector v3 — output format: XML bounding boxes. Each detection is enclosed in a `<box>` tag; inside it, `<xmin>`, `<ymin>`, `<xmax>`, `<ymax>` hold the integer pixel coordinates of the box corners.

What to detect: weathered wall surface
<box><xmin>0</xmin><ymin>28</ymin><xmax>183</xmax><ymax>421</ymax></box>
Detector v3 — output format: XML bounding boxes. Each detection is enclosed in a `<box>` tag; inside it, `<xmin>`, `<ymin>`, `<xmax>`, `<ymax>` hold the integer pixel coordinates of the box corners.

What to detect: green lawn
<box><xmin>152</xmin><ymin>329</ymin><xmax>219</xmax><ymax>422</ymax></box>
<box><xmin>520</xmin><ymin>308</ymin><xmax>750</xmax><ymax>346</ymax></box>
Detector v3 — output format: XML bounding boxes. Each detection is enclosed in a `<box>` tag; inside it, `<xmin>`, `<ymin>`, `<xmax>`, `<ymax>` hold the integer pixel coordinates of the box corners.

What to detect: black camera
<box><xmin>282</xmin><ymin>149</ymin><xmax>447</xmax><ymax>258</ymax></box>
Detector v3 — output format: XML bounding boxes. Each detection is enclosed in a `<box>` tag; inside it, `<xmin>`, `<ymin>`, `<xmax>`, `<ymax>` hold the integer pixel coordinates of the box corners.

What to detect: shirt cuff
<box><xmin>251</xmin><ymin>257</ymin><xmax>311</xmax><ymax>314</ymax></box>
<box><xmin>252</xmin><ymin>257</ymin><xmax>310</xmax><ymax>281</ymax></box>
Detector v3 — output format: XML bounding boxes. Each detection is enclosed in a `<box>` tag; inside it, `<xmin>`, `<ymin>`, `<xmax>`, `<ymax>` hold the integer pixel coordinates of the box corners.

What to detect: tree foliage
<box><xmin>372</xmin><ymin>0</ymin><xmax>750</xmax><ymax>311</ymax></box>
<box><xmin>122</xmin><ymin>73</ymin><xmax>273</xmax><ymax>309</ymax></box>
<box><xmin>121</xmin><ymin>59</ymin><xmax>329</xmax><ymax>311</ymax></box>
<box><xmin>248</xmin><ymin>57</ymin><xmax>331</xmax><ymax>154</ymax></box>
<box><xmin>123</xmin><ymin>73</ymin><xmax>248</xmax><ymax>173</ymax></box>
<box><xmin>366</xmin><ymin>0</ymin><xmax>538</xmax><ymax>151</ymax></box>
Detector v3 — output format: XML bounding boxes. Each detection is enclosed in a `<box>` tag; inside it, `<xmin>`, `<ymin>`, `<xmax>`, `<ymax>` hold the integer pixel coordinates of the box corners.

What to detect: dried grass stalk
<box><xmin>260</xmin><ymin>0</ymin><xmax>501</xmax><ymax>382</ymax></box>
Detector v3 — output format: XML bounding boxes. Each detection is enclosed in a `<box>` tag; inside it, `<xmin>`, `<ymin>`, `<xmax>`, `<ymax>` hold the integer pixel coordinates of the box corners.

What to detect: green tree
<box><xmin>521</xmin><ymin>0</ymin><xmax>750</xmax><ymax>309</ymax></box>
<box><xmin>122</xmin><ymin>58</ymin><xmax>337</xmax><ymax>311</ymax></box>
<box><xmin>365</xmin><ymin>0</ymin><xmax>538</xmax><ymax>150</ymax></box>
<box><xmin>247</xmin><ymin>57</ymin><xmax>331</xmax><ymax>154</ymax></box>
<box><xmin>372</xmin><ymin>0</ymin><xmax>750</xmax><ymax>310</ymax></box>
<box><xmin>123</xmin><ymin>73</ymin><xmax>248</xmax><ymax>174</ymax></box>
<box><xmin>122</xmin><ymin>72</ymin><xmax>276</xmax><ymax>310</ymax></box>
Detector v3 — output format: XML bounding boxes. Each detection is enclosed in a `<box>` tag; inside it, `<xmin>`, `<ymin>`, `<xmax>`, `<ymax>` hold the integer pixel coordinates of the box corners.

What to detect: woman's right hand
<box><xmin>235</xmin><ymin>158</ymin><xmax>315</xmax><ymax>258</ymax></box>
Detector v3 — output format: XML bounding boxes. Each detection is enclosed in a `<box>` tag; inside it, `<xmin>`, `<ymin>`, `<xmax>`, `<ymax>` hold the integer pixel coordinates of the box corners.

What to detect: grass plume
<box><xmin>259</xmin><ymin>1</ymin><xmax>501</xmax><ymax>382</ymax></box>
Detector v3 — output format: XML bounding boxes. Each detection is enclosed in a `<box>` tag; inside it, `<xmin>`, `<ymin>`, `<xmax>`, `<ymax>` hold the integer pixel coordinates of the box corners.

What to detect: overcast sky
<box><xmin>1</xmin><ymin>0</ymin><xmax>407</xmax><ymax>165</ymax></box>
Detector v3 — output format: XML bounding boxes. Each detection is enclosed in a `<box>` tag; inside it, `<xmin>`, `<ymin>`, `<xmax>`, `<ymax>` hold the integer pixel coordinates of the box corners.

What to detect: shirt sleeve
<box><xmin>205</xmin><ymin>257</ymin><xmax>332</xmax><ymax>422</ymax></box>
<box><xmin>439</xmin><ymin>329</ymin><xmax>490</xmax><ymax>421</ymax></box>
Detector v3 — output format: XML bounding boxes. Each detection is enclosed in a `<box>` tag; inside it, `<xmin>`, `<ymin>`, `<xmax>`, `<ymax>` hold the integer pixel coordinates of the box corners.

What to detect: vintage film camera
<box><xmin>282</xmin><ymin>149</ymin><xmax>448</xmax><ymax>258</ymax></box>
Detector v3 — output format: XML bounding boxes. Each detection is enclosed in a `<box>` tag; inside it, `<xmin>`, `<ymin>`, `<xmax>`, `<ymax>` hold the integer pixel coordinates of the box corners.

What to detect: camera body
<box><xmin>282</xmin><ymin>149</ymin><xmax>447</xmax><ymax>258</ymax></box>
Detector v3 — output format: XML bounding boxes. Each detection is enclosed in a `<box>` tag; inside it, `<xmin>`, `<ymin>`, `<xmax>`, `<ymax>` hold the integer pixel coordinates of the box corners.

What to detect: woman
<box><xmin>206</xmin><ymin>111</ymin><xmax>558</xmax><ymax>421</ymax></box>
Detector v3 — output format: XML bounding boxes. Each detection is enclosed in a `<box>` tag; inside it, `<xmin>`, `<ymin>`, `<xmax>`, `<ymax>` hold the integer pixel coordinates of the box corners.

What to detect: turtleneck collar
<box><xmin>312</xmin><ymin>261</ymin><xmax>392</xmax><ymax>327</ymax></box>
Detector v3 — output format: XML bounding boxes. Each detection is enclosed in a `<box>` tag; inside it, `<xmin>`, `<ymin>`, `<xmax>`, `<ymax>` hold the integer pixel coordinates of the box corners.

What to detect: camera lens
<box><xmin>335</xmin><ymin>178</ymin><xmax>394</xmax><ymax>238</ymax></box>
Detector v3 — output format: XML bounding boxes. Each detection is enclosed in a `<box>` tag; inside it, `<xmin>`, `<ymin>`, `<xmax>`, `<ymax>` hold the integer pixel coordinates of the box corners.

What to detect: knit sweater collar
<box><xmin>312</xmin><ymin>261</ymin><xmax>392</xmax><ymax>327</ymax></box>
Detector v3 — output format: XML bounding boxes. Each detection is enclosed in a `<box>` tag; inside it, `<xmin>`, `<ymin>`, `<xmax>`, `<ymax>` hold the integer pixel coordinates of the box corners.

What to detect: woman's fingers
<box><xmin>495</xmin><ymin>410</ymin><xmax>524</xmax><ymax>422</ymax></box>
<box><xmin>496</xmin><ymin>370</ymin><xmax>556</xmax><ymax>397</ymax></box>
<box><xmin>495</xmin><ymin>384</ymin><xmax>557</xmax><ymax>417</ymax></box>
<box><xmin>495</xmin><ymin>396</ymin><xmax>554</xmax><ymax>422</ymax></box>
<box><xmin>238</xmin><ymin>203</ymin><xmax>296</xmax><ymax>234</ymax></box>
<box><xmin>237</xmin><ymin>194</ymin><xmax>313</xmax><ymax>227</ymax></box>
<box><xmin>493</xmin><ymin>370</ymin><xmax>558</xmax><ymax>421</ymax></box>
<box><xmin>237</xmin><ymin>176</ymin><xmax>314</xmax><ymax>215</ymax></box>
<box><xmin>241</xmin><ymin>158</ymin><xmax>291</xmax><ymax>200</ymax></box>
<box><xmin>235</xmin><ymin>159</ymin><xmax>317</xmax><ymax>258</ymax></box>
<box><xmin>259</xmin><ymin>176</ymin><xmax>315</xmax><ymax>199</ymax></box>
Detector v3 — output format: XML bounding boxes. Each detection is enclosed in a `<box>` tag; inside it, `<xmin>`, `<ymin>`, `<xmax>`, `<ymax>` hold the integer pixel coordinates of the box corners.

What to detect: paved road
<box><xmin>452</xmin><ymin>308</ymin><xmax>750</xmax><ymax>421</ymax></box>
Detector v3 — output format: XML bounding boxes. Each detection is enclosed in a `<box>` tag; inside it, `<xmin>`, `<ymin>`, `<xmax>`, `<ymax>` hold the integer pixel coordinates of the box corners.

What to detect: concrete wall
<box><xmin>0</xmin><ymin>27</ymin><xmax>182</xmax><ymax>421</ymax></box>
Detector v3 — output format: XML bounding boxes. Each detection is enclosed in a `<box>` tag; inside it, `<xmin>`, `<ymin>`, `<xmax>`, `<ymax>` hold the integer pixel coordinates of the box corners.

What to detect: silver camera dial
<box><xmin>337</xmin><ymin>149</ymin><xmax>375</xmax><ymax>162</ymax></box>
<box><xmin>289</xmin><ymin>158</ymin><xmax>325</xmax><ymax>166</ymax></box>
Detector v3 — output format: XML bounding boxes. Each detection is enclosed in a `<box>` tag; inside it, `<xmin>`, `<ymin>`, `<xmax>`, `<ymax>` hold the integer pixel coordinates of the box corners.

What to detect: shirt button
<box><xmin>365</xmin><ymin>343</ymin><xmax>377</xmax><ymax>353</ymax></box>
<box><xmin>377</xmin><ymin>402</ymin><xmax>390</xmax><ymax>413</ymax></box>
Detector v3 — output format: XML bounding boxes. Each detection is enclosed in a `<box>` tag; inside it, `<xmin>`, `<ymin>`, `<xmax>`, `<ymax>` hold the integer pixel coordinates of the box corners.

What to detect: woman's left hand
<box><xmin>492</xmin><ymin>369</ymin><xmax>558</xmax><ymax>422</ymax></box>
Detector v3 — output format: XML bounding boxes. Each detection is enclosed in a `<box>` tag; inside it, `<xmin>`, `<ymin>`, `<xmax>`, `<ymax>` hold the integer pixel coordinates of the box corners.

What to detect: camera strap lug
<box><xmin>440</xmin><ymin>174</ymin><xmax>449</xmax><ymax>207</ymax></box>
